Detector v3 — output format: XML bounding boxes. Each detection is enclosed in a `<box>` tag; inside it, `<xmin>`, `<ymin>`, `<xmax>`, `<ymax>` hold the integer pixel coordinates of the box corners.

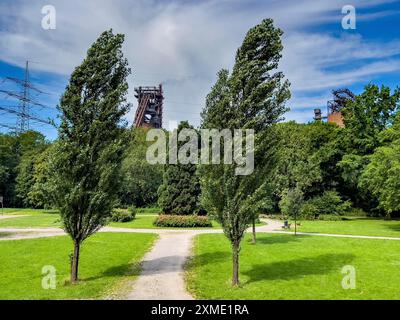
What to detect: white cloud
<box><xmin>281</xmin><ymin>33</ymin><xmax>400</xmax><ymax>93</ymax></box>
<box><xmin>0</xmin><ymin>0</ymin><xmax>399</xmax><ymax>128</ymax></box>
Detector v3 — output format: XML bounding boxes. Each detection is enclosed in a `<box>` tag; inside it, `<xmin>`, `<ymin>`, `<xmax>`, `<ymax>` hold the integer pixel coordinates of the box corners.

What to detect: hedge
<box><xmin>111</xmin><ymin>209</ymin><xmax>135</xmax><ymax>222</ymax></box>
<box><xmin>153</xmin><ymin>215</ymin><xmax>212</xmax><ymax>228</ymax></box>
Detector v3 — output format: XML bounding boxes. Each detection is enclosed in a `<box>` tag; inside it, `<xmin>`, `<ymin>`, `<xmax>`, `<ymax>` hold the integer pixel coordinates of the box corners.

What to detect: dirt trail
<box><xmin>127</xmin><ymin>231</ymin><xmax>196</xmax><ymax>300</ymax></box>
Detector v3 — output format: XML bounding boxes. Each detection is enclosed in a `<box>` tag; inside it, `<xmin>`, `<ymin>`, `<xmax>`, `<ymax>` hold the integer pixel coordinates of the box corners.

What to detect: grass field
<box><xmin>187</xmin><ymin>233</ymin><xmax>400</xmax><ymax>299</ymax></box>
<box><xmin>0</xmin><ymin>214</ymin><xmax>61</xmax><ymax>228</ymax></box>
<box><xmin>0</xmin><ymin>211</ymin><xmax>224</xmax><ymax>229</ymax></box>
<box><xmin>1</xmin><ymin>208</ymin><xmax>228</xmax><ymax>229</ymax></box>
<box><xmin>0</xmin><ymin>208</ymin><xmax>58</xmax><ymax>215</ymax></box>
<box><xmin>0</xmin><ymin>232</ymin><xmax>157</xmax><ymax>299</ymax></box>
<box><xmin>287</xmin><ymin>217</ymin><xmax>400</xmax><ymax>238</ymax></box>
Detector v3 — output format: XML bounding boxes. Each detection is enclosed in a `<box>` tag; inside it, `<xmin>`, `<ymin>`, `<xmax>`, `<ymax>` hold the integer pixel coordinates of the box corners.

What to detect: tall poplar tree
<box><xmin>53</xmin><ymin>30</ymin><xmax>131</xmax><ymax>283</ymax></box>
<box><xmin>200</xmin><ymin>19</ymin><xmax>290</xmax><ymax>285</ymax></box>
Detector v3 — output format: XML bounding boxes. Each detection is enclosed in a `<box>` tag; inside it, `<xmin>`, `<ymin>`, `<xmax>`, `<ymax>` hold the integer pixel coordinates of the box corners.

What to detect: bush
<box><xmin>111</xmin><ymin>210</ymin><xmax>134</xmax><ymax>222</ymax></box>
<box><xmin>300</xmin><ymin>191</ymin><xmax>351</xmax><ymax>219</ymax></box>
<box><xmin>153</xmin><ymin>215</ymin><xmax>212</xmax><ymax>228</ymax></box>
<box><xmin>136</xmin><ymin>207</ymin><xmax>160</xmax><ymax>214</ymax></box>
<box><xmin>127</xmin><ymin>205</ymin><xmax>137</xmax><ymax>219</ymax></box>
<box><xmin>346</xmin><ymin>207</ymin><xmax>367</xmax><ymax>217</ymax></box>
<box><xmin>318</xmin><ymin>215</ymin><xmax>351</xmax><ymax>221</ymax></box>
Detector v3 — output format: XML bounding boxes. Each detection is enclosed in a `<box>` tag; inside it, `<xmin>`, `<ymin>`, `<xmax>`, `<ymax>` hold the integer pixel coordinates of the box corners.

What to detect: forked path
<box><xmin>124</xmin><ymin>219</ymin><xmax>282</xmax><ymax>300</ymax></box>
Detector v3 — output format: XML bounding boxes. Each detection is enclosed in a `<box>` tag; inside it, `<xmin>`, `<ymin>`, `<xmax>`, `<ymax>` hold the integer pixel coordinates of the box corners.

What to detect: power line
<box><xmin>0</xmin><ymin>106</ymin><xmax>55</xmax><ymax>127</ymax></box>
<box><xmin>0</xmin><ymin>61</ymin><xmax>56</xmax><ymax>133</ymax></box>
<box><xmin>0</xmin><ymin>123</ymin><xmax>17</xmax><ymax>131</ymax></box>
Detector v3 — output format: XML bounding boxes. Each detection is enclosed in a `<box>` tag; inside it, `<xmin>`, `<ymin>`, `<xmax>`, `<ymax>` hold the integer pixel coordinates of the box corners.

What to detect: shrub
<box><xmin>137</xmin><ymin>207</ymin><xmax>160</xmax><ymax>214</ymax></box>
<box><xmin>127</xmin><ymin>205</ymin><xmax>137</xmax><ymax>219</ymax></box>
<box><xmin>300</xmin><ymin>191</ymin><xmax>351</xmax><ymax>219</ymax></box>
<box><xmin>346</xmin><ymin>207</ymin><xmax>367</xmax><ymax>217</ymax></box>
<box><xmin>111</xmin><ymin>210</ymin><xmax>134</xmax><ymax>222</ymax></box>
<box><xmin>153</xmin><ymin>215</ymin><xmax>212</xmax><ymax>228</ymax></box>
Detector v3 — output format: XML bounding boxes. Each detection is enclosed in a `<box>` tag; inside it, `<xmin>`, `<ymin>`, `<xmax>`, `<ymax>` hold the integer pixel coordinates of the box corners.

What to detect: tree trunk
<box><xmin>252</xmin><ymin>218</ymin><xmax>256</xmax><ymax>244</ymax></box>
<box><xmin>71</xmin><ymin>240</ymin><xmax>80</xmax><ymax>284</ymax></box>
<box><xmin>232</xmin><ymin>241</ymin><xmax>240</xmax><ymax>286</ymax></box>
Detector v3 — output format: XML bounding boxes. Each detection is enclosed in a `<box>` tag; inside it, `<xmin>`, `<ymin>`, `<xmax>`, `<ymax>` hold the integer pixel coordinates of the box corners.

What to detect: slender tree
<box><xmin>53</xmin><ymin>30</ymin><xmax>131</xmax><ymax>283</ymax></box>
<box><xmin>200</xmin><ymin>19</ymin><xmax>290</xmax><ymax>285</ymax></box>
<box><xmin>158</xmin><ymin>121</ymin><xmax>202</xmax><ymax>215</ymax></box>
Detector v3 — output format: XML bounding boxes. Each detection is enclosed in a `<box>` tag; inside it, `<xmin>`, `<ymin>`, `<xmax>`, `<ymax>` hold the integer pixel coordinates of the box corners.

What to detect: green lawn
<box><xmin>136</xmin><ymin>207</ymin><xmax>160</xmax><ymax>215</ymax></box>
<box><xmin>0</xmin><ymin>232</ymin><xmax>157</xmax><ymax>299</ymax></box>
<box><xmin>1</xmin><ymin>208</ymin><xmax>58</xmax><ymax>215</ymax></box>
<box><xmin>0</xmin><ymin>208</ymin><xmax>263</xmax><ymax>230</ymax></box>
<box><xmin>0</xmin><ymin>213</ymin><xmax>222</xmax><ymax>229</ymax></box>
<box><xmin>187</xmin><ymin>233</ymin><xmax>400</xmax><ymax>299</ymax></box>
<box><xmin>286</xmin><ymin>217</ymin><xmax>400</xmax><ymax>238</ymax></box>
<box><xmin>0</xmin><ymin>214</ymin><xmax>61</xmax><ymax>228</ymax></box>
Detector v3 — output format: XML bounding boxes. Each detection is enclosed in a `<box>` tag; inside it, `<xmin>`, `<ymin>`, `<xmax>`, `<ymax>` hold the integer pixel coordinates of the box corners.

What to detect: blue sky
<box><xmin>0</xmin><ymin>0</ymin><xmax>399</xmax><ymax>140</ymax></box>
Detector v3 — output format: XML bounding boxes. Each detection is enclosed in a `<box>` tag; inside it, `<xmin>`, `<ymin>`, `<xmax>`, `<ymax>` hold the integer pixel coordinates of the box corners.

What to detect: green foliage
<box><xmin>300</xmin><ymin>191</ymin><xmax>351</xmax><ymax>219</ymax></box>
<box><xmin>15</xmin><ymin>150</ymin><xmax>37</xmax><ymax>207</ymax></box>
<box><xmin>158</xmin><ymin>121</ymin><xmax>201</xmax><ymax>215</ymax></box>
<box><xmin>0</xmin><ymin>131</ymin><xmax>47</xmax><ymax>207</ymax></box>
<box><xmin>127</xmin><ymin>205</ymin><xmax>137</xmax><ymax>218</ymax></box>
<box><xmin>360</xmin><ymin>117</ymin><xmax>400</xmax><ymax>216</ymax></box>
<box><xmin>110</xmin><ymin>210</ymin><xmax>135</xmax><ymax>222</ymax></box>
<box><xmin>271</xmin><ymin>121</ymin><xmax>342</xmax><ymax>198</ymax></box>
<box><xmin>15</xmin><ymin>143</ymin><xmax>54</xmax><ymax>208</ymax></box>
<box><xmin>52</xmin><ymin>29</ymin><xmax>131</xmax><ymax>282</ymax></box>
<box><xmin>120</xmin><ymin>128</ymin><xmax>163</xmax><ymax>207</ymax></box>
<box><xmin>200</xmin><ymin>18</ymin><xmax>290</xmax><ymax>285</ymax></box>
<box><xmin>279</xmin><ymin>187</ymin><xmax>303</xmax><ymax>219</ymax></box>
<box><xmin>201</xmin><ymin>69</ymin><xmax>231</xmax><ymax>129</ymax></box>
<box><xmin>341</xmin><ymin>84</ymin><xmax>400</xmax><ymax>155</ymax></box>
<box><xmin>153</xmin><ymin>215</ymin><xmax>212</xmax><ymax>228</ymax></box>
<box><xmin>336</xmin><ymin>85</ymin><xmax>400</xmax><ymax>213</ymax></box>
<box><xmin>27</xmin><ymin>145</ymin><xmax>56</xmax><ymax>208</ymax></box>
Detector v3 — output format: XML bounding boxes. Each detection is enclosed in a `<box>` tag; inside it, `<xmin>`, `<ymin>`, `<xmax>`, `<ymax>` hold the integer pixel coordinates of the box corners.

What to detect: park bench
<box><xmin>281</xmin><ymin>220</ymin><xmax>291</xmax><ymax>229</ymax></box>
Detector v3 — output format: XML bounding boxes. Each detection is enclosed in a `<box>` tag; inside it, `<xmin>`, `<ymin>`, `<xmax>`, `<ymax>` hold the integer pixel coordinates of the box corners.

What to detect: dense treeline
<box><xmin>0</xmin><ymin>131</ymin><xmax>50</xmax><ymax>207</ymax></box>
<box><xmin>1</xmin><ymin>83</ymin><xmax>399</xmax><ymax>218</ymax></box>
<box><xmin>0</xmin><ymin>127</ymin><xmax>163</xmax><ymax>209</ymax></box>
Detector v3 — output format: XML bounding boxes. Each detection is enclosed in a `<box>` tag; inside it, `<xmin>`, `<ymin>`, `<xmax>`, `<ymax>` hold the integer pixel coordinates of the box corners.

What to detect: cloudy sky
<box><xmin>0</xmin><ymin>0</ymin><xmax>400</xmax><ymax>139</ymax></box>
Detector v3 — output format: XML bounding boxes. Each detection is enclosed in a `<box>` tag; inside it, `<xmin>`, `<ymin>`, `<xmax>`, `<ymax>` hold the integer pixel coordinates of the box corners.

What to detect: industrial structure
<box><xmin>133</xmin><ymin>85</ymin><xmax>163</xmax><ymax>128</ymax></box>
<box><xmin>314</xmin><ymin>88</ymin><xmax>355</xmax><ymax>128</ymax></box>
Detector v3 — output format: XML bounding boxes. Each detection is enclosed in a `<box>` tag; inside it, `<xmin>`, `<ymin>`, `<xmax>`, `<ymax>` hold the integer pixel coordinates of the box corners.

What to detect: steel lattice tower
<box><xmin>133</xmin><ymin>84</ymin><xmax>163</xmax><ymax>128</ymax></box>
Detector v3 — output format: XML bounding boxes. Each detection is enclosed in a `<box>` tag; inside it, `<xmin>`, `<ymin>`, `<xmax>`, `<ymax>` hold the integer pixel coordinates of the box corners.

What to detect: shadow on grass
<box><xmin>84</xmin><ymin>263</ymin><xmax>140</xmax><ymax>281</ymax></box>
<box><xmin>46</xmin><ymin>210</ymin><xmax>59</xmax><ymax>215</ymax></box>
<box><xmin>252</xmin><ymin>234</ymin><xmax>301</xmax><ymax>245</ymax></box>
<box><xmin>383</xmin><ymin>222</ymin><xmax>400</xmax><ymax>233</ymax></box>
<box><xmin>196</xmin><ymin>251</ymin><xmax>231</xmax><ymax>265</ymax></box>
<box><xmin>0</xmin><ymin>232</ymin><xmax>12</xmax><ymax>238</ymax></box>
<box><xmin>242</xmin><ymin>253</ymin><xmax>355</xmax><ymax>284</ymax></box>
